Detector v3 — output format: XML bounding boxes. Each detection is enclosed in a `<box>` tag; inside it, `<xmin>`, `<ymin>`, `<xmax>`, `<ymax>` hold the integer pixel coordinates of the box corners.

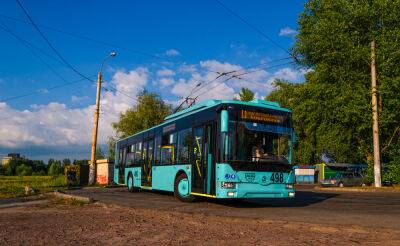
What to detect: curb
<box><xmin>315</xmin><ymin>186</ymin><xmax>400</xmax><ymax>193</ymax></box>
<box><xmin>51</xmin><ymin>191</ymin><xmax>93</xmax><ymax>203</ymax></box>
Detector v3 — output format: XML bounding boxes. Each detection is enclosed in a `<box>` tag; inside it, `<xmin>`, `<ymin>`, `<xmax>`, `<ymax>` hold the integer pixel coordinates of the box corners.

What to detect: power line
<box><xmin>192</xmin><ymin>61</ymin><xmax>294</xmax><ymax>100</ymax></box>
<box><xmin>15</xmin><ymin>0</ymin><xmax>94</xmax><ymax>82</ymax></box>
<box><xmin>214</xmin><ymin>0</ymin><xmax>296</xmax><ymax>59</ymax></box>
<box><xmin>0</xmin><ymin>13</ymin><xmax>219</xmax><ymax>75</ymax></box>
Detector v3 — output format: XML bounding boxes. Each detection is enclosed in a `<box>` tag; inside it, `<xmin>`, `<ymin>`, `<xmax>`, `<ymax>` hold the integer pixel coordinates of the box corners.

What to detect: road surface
<box><xmin>68</xmin><ymin>185</ymin><xmax>400</xmax><ymax>230</ymax></box>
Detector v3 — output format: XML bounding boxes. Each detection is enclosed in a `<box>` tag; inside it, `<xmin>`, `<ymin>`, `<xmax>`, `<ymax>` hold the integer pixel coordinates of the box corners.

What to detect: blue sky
<box><xmin>0</xmin><ymin>0</ymin><xmax>307</xmax><ymax>161</ymax></box>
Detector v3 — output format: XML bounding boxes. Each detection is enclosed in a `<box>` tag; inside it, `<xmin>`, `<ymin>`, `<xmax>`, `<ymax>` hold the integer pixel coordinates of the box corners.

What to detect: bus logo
<box><xmin>245</xmin><ymin>173</ymin><xmax>256</xmax><ymax>182</ymax></box>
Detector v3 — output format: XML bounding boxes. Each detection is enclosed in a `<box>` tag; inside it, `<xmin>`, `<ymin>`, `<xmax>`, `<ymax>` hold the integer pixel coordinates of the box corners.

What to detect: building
<box><xmin>1</xmin><ymin>153</ymin><xmax>21</xmax><ymax>167</ymax></box>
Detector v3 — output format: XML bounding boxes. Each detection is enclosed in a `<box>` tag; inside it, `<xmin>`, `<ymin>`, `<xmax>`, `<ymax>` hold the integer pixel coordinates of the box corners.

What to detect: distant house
<box><xmin>1</xmin><ymin>153</ymin><xmax>21</xmax><ymax>167</ymax></box>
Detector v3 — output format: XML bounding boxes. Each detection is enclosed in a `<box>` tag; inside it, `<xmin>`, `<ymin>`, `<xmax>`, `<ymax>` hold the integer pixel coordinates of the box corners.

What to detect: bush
<box><xmin>16</xmin><ymin>165</ymin><xmax>33</xmax><ymax>176</ymax></box>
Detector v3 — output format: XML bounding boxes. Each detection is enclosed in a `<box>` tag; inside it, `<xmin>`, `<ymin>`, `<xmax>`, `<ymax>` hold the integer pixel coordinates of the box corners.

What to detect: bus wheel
<box><xmin>174</xmin><ymin>173</ymin><xmax>195</xmax><ymax>202</ymax></box>
<box><xmin>127</xmin><ymin>173</ymin><xmax>138</xmax><ymax>192</ymax></box>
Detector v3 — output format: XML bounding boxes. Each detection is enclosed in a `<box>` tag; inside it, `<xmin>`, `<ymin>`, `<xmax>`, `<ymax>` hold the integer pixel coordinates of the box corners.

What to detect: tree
<box><xmin>238</xmin><ymin>87</ymin><xmax>255</xmax><ymax>102</ymax></box>
<box><xmin>95</xmin><ymin>147</ymin><xmax>105</xmax><ymax>160</ymax></box>
<box><xmin>48</xmin><ymin>160</ymin><xmax>62</xmax><ymax>176</ymax></box>
<box><xmin>267</xmin><ymin>0</ymin><xmax>400</xmax><ymax>183</ymax></box>
<box><xmin>16</xmin><ymin>164</ymin><xmax>33</xmax><ymax>176</ymax></box>
<box><xmin>112</xmin><ymin>90</ymin><xmax>172</xmax><ymax>138</ymax></box>
<box><xmin>107</xmin><ymin>136</ymin><xmax>116</xmax><ymax>162</ymax></box>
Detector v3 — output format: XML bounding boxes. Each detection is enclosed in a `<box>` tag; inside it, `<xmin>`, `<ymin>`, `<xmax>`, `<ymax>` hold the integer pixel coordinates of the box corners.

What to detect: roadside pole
<box><xmin>89</xmin><ymin>71</ymin><xmax>102</xmax><ymax>185</ymax></box>
<box><xmin>89</xmin><ymin>52</ymin><xmax>117</xmax><ymax>185</ymax></box>
<box><xmin>370</xmin><ymin>39</ymin><xmax>381</xmax><ymax>188</ymax></box>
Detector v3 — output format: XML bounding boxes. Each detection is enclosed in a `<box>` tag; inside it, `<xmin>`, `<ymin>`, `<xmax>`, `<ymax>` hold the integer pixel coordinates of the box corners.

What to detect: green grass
<box><xmin>0</xmin><ymin>175</ymin><xmax>66</xmax><ymax>198</ymax></box>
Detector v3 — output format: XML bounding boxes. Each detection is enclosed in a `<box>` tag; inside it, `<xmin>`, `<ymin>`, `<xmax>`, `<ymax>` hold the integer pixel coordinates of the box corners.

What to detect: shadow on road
<box><xmin>207</xmin><ymin>191</ymin><xmax>339</xmax><ymax>208</ymax></box>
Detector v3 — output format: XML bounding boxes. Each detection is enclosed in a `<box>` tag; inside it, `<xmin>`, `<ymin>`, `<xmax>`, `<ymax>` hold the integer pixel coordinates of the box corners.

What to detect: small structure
<box><xmin>96</xmin><ymin>159</ymin><xmax>114</xmax><ymax>185</ymax></box>
<box><xmin>293</xmin><ymin>165</ymin><xmax>316</xmax><ymax>184</ymax></box>
<box><xmin>65</xmin><ymin>165</ymin><xmax>89</xmax><ymax>187</ymax></box>
<box><xmin>315</xmin><ymin>163</ymin><xmax>367</xmax><ymax>183</ymax></box>
<box><xmin>1</xmin><ymin>153</ymin><xmax>21</xmax><ymax>167</ymax></box>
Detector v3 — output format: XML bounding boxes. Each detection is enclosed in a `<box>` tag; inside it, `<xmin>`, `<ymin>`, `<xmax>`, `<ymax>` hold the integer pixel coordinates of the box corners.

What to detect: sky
<box><xmin>0</xmin><ymin>0</ymin><xmax>308</xmax><ymax>161</ymax></box>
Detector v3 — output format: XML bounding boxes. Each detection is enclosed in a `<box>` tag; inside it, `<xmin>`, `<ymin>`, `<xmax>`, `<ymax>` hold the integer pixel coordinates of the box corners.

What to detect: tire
<box><xmin>127</xmin><ymin>173</ymin><xmax>139</xmax><ymax>192</ymax></box>
<box><xmin>338</xmin><ymin>182</ymin><xmax>344</xmax><ymax>188</ymax></box>
<box><xmin>174</xmin><ymin>173</ymin><xmax>195</xmax><ymax>202</ymax></box>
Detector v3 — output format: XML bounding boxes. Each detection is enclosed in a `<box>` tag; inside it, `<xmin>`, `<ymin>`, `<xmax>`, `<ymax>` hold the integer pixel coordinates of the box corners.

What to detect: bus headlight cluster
<box><xmin>221</xmin><ymin>182</ymin><xmax>236</xmax><ymax>189</ymax></box>
<box><xmin>285</xmin><ymin>184</ymin><xmax>294</xmax><ymax>189</ymax></box>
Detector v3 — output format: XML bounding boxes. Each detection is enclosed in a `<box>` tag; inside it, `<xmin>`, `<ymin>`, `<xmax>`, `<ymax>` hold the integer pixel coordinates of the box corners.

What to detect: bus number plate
<box><xmin>270</xmin><ymin>172</ymin><xmax>284</xmax><ymax>183</ymax></box>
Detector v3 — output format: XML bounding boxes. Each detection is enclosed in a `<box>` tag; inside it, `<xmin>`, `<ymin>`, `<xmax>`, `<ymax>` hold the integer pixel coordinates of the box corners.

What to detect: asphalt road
<box><xmin>68</xmin><ymin>186</ymin><xmax>400</xmax><ymax>230</ymax></box>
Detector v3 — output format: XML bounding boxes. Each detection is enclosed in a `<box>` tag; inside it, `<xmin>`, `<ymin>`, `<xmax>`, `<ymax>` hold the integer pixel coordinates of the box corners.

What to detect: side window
<box><xmin>143</xmin><ymin>141</ymin><xmax>148</xmax><ymax>164</ymax></box>
<box><xmin>118</xmin><ymin>148</ymin><xmax>123</xmax><ymax>166</ymax></box>
<box><xmin>161</xmin><ymin>132</ymin><xmax>177</xmax><ymax>165</ymax></box>
<box><xmin>154</xmin><ymin>136</ymin><xmax>161</xmax><ymax>165</ymax></box>
<box><xmin>178</xmin><ymin>128</ymin><xmax>192</xmax><ymax>164</ymax></box>
<box><xmin>122</xmin><ymin>148</ymin><xmax>127</xmax><ymax>166</ymax></box>
<box><xmin>126</xmin><ymin>144</ymin><xmax>135</xmax><ymax>166</ymax></box>
<box><xmin>135</xmin><ymin>142</ymin><xmax>142</xmax><ymax>166</ymax></box>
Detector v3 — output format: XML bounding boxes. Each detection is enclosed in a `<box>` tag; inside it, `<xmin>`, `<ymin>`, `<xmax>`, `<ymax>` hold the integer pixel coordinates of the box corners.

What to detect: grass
<box><xmin>0</xmin><ymin>175</ymin><xmax>66</xmax><ymax>198</ymax></box>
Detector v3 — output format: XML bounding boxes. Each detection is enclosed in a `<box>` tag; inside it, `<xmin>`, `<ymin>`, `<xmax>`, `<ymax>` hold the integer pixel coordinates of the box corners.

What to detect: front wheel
<box><xmin>174</xmin><ymin>173</ymin><xmax>195</xmax><ymax>202</ymax></box>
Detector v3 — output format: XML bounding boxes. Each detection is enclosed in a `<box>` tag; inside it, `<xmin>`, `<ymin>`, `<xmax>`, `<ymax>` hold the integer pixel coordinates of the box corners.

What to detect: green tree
<box><xmin>95</xmin><ymin>147</ymin><xmax>105</xmax><ymax>159</ymax></box>
<box><xmin>112</xmin><ymin>90</ymin><xmax>172</xmax><ymax>138</ymax></box>
<box><xmin>16</xmin><ymin>164</ymin><xmax>33</xmax><ymax>176</ymax></box>
<box><xmin>48</xmin><ymin>160</ymin><xmax>62</xmax><ymax>176</ymax></box>
<box><xmin>107</xmin><ymin>136</ymin><xmax>116</xmax><ymax>161</ymax></box>
<box><xmin>267</xmin><ymin>0</ymin><xmax>400</xmax><ymax>183</ymax></box>
<box><xmin>238</xmin><ymin>87</ymin><xmax>255</xmax><ymax>102</ymax></box>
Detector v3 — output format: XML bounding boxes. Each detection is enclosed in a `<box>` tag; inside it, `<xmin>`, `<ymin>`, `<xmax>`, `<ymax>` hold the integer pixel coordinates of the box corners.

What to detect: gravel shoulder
<box><xmin>0</xmin><ymin>200</ymin><xmax>399</xmax><ymax>245</ymax></box>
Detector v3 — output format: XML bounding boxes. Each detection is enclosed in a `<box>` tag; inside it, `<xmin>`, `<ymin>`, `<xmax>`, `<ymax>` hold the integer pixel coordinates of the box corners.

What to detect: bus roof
<box><xmin>117</xmin><ymin>99</ymin><xmax>291</xmax><ymax>142</ymax></box>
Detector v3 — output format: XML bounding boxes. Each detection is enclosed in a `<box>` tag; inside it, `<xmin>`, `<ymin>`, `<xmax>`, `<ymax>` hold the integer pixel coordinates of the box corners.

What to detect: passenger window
<box><xmin>148</xmin><ymin>139</ymin><xmax>154</xmax><ymax>163</ymax></box>
<box><xmin>178</xmin><ymin>128</ymin><xmax>192</xmax><ymax>164</ymax></box>
<box><xmin>126</xmin><ymin>144</ymin><xmax>135</xmax><ymax>166</ymax></box>
<box><xmin>161</xmin><ymin>132</ymin><xmax>177</xmax><ymax>165</ymax></box>
<box><xmin>135</xmin><ymin>142</ymin><xmax>142</xmax><ymax>165</ymax></box>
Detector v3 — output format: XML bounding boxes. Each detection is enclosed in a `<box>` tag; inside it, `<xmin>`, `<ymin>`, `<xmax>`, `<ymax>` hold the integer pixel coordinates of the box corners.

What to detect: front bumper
<box><xmin>216</xmin><ymin>183</ymin><xmax>295</xmax><ymax>199</ymax></box>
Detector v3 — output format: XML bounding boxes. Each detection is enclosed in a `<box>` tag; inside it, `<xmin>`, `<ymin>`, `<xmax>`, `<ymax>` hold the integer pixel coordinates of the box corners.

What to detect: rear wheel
<box><xmin>127</xmin><ymin>173</ymin><xmax>139</xmax><ymax>192</ymax></box>
<box><xmin>174</xmin><ymin>173</ymin><xmax>195</xmax><ymax>202</ymax></box>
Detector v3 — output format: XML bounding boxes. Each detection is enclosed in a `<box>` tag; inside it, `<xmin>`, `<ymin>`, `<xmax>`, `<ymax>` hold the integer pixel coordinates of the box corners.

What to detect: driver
<box><xmin>252</xmin><ymin>141</ymin><xmax>268</xmax><ymax>161</ymax></box>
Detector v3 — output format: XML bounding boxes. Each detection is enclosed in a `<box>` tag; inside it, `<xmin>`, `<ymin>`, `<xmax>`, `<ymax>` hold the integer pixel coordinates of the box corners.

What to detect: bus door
<box><xmin>119</xmin><ymin>147</ymin><xmax>126</xmax><ymax>184</ymax></box>
<box><xmin>192</xmin><ymin>124</ymin><xmax>214</xmax><ymax>194</ymax></box>
<box><xmin>141</xmin><ymin>139</ymin><xmax>154</xmax><ymax>187</ymax></box>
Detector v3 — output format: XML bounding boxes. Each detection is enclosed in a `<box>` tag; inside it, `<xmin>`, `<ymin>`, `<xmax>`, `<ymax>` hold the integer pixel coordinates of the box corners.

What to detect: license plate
<box><xmin>270</xmin><ymin>172</ymin><xmax>284</xmax><ymax>183</ymax></box>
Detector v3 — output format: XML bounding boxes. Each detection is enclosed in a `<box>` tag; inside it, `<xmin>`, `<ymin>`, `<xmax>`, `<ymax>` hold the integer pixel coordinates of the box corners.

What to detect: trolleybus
<box><xmin>114</xmin><ymin>99</ymin><xmax>295</xmax><ymax>202</ymax></box>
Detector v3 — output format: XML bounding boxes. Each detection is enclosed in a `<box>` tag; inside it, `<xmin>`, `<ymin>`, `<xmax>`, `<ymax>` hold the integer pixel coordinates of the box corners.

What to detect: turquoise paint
<box><xmin>178</xmin><ymin>178</ymin><xmax>190</xmax><ymax>197</ymax></box>
<box><xmin>220</xmin><ymin>110</ymin><xmax>228</xmax><ymax>132</ymax></box>
<box><xmin>207</xmin><ymin>154</ymin><xmax>212</xmax><ymax>194</ymax></box>
<box><xmin>215</xmin><ymin>163</ymin><xmax>295</xmax><ymax>199</ymax></box>
<box><xmin>152</xmin><ymin>164</ymin><xmax>191</xmax><ymax>192</ymax></box>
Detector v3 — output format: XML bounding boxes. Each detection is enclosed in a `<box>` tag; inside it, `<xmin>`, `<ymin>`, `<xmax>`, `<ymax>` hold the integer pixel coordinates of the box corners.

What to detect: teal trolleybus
<box><xmin>114</xmin><ymin>99</ymin><xmax>295</xmax><ymax>202</ymax></box>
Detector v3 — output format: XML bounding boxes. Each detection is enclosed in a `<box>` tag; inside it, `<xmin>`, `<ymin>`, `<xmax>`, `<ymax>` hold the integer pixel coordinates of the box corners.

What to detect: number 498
<box><xmin>270</xmin><ymin>172</ymin><xmax>284</xmax><ymax>183</ymax></box>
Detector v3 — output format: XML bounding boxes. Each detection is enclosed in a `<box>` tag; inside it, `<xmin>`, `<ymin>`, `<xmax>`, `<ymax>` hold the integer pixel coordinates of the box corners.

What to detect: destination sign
<box><xmin>240</xmin><ymin>110</ymin><xmax>285</xmax><ymax>124</ymax></box>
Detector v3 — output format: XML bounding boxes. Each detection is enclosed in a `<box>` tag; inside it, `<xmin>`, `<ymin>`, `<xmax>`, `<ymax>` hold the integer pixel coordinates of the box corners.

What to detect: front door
<box><xmin>192</xmin><ymin>124</ymin><xmax>214</xmax><ymax>194</ymax></box>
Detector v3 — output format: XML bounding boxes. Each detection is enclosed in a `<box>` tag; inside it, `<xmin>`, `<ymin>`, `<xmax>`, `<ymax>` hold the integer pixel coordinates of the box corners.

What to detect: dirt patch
<box><xmin>0</xmin><ymin>201</ymin><xmax>399</xmax><ymax>245</ymax></box>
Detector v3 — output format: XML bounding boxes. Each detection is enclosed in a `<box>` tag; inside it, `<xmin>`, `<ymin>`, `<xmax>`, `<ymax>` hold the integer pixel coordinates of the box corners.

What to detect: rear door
<box><xmin>141</xmin><ymin>139</ymin><xmax>154</xmax><ymax>187</ymax></box>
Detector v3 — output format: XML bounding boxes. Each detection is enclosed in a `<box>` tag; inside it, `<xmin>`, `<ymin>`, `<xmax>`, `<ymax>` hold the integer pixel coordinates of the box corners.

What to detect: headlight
<box><xmin>285</xmin><ymin>184</ymin><xmax>294</xmax><ymax>189</ymax></box>
<box><xmin>221</xmin><ymin>182</ymin><xmax>236</xmax><ymax>189</ymax></box>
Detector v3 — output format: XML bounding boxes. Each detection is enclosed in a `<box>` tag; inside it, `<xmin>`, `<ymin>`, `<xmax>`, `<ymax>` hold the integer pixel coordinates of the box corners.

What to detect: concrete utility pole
<box><xmin>89</xmin><ymin>52</ymin><xmax>117</xmax><ymax>185</ymax></box>
<box><xmin>370</xmin><ymin>40</ymin><xmax>381</xmax><ymax>188</ymax></box>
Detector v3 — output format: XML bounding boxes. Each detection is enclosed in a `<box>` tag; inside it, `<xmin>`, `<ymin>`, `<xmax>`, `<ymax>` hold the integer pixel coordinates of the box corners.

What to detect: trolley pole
<box><xmin>370</xmin><ymin>40</ymin><xmax>381</xmax><ymax>188</ymax></box>
<box><xmin>89</xmin><ymin>52</ymin><xmax>117</xmax><ymax>185</ymax></box>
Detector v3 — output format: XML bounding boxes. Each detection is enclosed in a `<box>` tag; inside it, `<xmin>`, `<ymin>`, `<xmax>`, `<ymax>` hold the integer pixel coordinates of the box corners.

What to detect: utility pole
<box><xmin>370</xmin><ymin>39</ymin><xmax>381</xmax><ymax>187</ymax></box>
<box><xmin>89</xmin><ymin>52</ymin><xmax>116</xmax><ymax>185</ymax></box>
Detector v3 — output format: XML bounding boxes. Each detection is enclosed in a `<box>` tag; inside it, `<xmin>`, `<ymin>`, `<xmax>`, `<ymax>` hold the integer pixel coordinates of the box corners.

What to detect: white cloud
<box><xmin>159</xmin><ymin>78</ymin><xmax>175</xmax><ymax>87</ymax></box>
<box><xmin>279</xmin><ymin>27</ymin><xmax>298</xmax><ymax>37</ymax></box>
<box><xmin>0</xmin><ymin>67</ymin><xmax>148</xmax><ymax>150</ymax></box>
<box><xmin>157</xmin><ymin>68</ymin><xmax>175</xmax><ymax>77</ymax></box>
<box><xmin>165</xmin><ymin>49</ymin><xmax>180</xmax><ymax>57</ymax></box>
<box><xmin>71</xmin><ymin>95</ymin><xmax>89</xmax><ymax>103</ymax></box>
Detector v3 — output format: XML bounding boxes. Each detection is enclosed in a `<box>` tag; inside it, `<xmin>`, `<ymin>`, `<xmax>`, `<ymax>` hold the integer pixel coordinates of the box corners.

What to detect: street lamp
<box><xmin>89</xmin><ymin>52</ymin><xmax>117</xmax><ymax>185</ymax></box>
